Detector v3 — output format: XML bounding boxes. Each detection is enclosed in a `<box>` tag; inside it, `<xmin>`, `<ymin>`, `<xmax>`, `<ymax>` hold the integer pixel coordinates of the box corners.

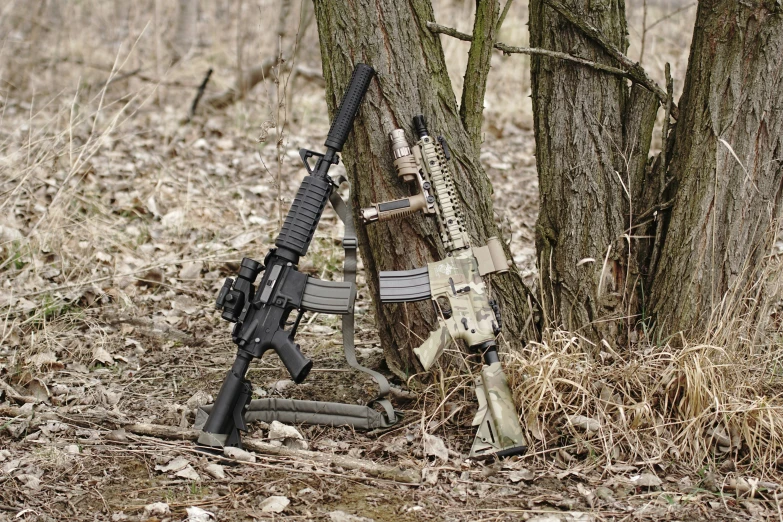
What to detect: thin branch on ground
<box><xmin>123</xmin><ymin>422</ymin><xmax>421</xmax><ymax>484</ymax></box>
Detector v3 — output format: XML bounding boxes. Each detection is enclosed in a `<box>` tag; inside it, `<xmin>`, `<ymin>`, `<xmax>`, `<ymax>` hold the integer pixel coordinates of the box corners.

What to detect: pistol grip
<box><xmin>413</xmin><ymin>318</ymin><xmax>457</xmax><ymax>371</ymax></box>
<box><xmin>271</xmin><ymin>330</ymin><xmax>312</xmax><ymax>384</ymax></box>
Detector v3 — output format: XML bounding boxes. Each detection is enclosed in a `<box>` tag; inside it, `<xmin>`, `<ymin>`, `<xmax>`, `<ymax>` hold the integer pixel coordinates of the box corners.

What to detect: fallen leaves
<box><xmin>154</xmin><ymin>456</ymin><xmax>201</xmax><ymax>481</ymax></box>
<box><xmin>258</xmin><ymin>495</ymin><xmax>290</xmax><ymax>513</ymax></box>
<box><xmin>422</xmin><ymin>433</ymin><xmax>449</xmax><ymax>462</ymax></box>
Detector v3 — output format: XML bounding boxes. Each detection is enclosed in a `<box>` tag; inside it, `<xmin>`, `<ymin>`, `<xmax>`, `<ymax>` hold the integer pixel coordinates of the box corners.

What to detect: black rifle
<box><xmin>198</xmin><ymin>64</ymin><xmax>375</xmax><ymax>449</ymax></box>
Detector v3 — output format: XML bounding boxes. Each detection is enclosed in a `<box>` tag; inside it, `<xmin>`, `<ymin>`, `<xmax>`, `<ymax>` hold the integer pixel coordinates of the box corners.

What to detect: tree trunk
<box><xmin>313</xmin><ymin>0</ymin><xmax>536</xmax><ymax>378</ymax></box>
<box><xmin>650</xmin><ymin>1</ymin><xmax>783</xmax><ymax>337</ymax></box>
<box><xmin>529</xmin><ymin>0</ymin><xmax>658</xmax><ymax>344</ymax></box>
<box><xmin>169</xmin><ymin>0</ymin><xmax>198</xmax><ymax>64</ymax></box>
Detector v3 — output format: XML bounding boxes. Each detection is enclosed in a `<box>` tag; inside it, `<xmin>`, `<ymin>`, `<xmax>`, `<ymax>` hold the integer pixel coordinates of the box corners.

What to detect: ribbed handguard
<box><xmin>324</xmin><ymin>64</ymin><xmax>375</xmax><ymax>152</ymax></box>
<box><xmin>275</xmin><ymin>174</ymin><xmax>332</xmax><ymax>257</ymax></box>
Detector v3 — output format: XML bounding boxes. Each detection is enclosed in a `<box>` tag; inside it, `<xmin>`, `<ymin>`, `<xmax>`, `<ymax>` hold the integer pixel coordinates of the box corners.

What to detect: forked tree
<box><xmin>313</xmin><ymin>0</ymin><xmax>783</xmax><ymax>372</ymax></box>
<box><xmin>531</xmin><ymin>0</ymin><xmax>783</xmax><ymax>342</ymax></box>
<box><xmin>313</xmin><ymin>0</ymin><xmax>537</xmax><ymax>378</ymax></box>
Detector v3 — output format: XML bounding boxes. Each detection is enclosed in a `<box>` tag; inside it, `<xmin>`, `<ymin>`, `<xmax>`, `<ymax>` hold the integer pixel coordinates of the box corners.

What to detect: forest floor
<box><xmin>2</xmin><ymin>80</ymin><xmax>780</xmax><ymax>521</ymax></box>
<box><xmin>3</xmin><ymin>0</ymin><xmax>783</xmax><ymax>520</ymax></box>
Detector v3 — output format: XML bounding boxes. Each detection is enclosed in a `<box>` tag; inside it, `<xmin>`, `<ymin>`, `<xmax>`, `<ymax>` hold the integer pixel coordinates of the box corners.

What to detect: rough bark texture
<box><xmin>313</xmin><ymin>0</ymin><xmax>535</xmax><ymax>379</ymax></box>
<box><xmin>650</xmin><ymin>1</ymin><xmax>783</xmax><ymax>336</ymax></box>
<box><xmin>530</xmin><ymin>0</ymin><xmax>658</xmax><ymax>343</ymax></box>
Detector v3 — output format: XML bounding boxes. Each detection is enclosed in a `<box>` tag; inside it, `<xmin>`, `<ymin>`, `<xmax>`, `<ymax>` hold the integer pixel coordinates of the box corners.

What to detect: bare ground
<box><xmin>2</xmin><ymin>86</ymin><xmax>780</xmax><ymax>521</ymax></box>
<box><xmin>3</xmin><ymin>1</ymin><xmax>783</xmax><ymax>520</ymax></box>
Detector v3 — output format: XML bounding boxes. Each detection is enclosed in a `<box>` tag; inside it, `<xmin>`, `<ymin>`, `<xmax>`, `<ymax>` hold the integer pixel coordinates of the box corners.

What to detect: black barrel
<box><xmin>324</xmin><ymin>64</ymin><xmax>375</xmax><ymax>152</ymax></box>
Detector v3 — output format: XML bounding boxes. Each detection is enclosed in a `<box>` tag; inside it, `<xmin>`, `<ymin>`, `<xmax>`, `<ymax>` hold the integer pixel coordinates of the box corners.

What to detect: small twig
<box><xmin>646</xmin><ymin>2</ymin><xmax>697</xmax><ymax>32</ymax></box>
<box><xmin>427</xmin><ymin>22</ymin><xmax>630</xmax><ymax>79</ymax></box>
<box><xmin>496</xmin><ymin>0</ymin><xmax>515</xmax><ymax>34</ymax></box>
<box><xmin>186</xmin><ymin>68</ymin><xmax>213</xmax><ymax>122</ymax></box>
<box><xmin>103</xmin><ymin>314</ymin><xmax>201</xmax><ymax>345</ymax></box>
<box><xmin>640</xmin><ymin>0</ymin><xmax>648</xmax><ymax>65</ymax></box>
<box><xmin>636</xmin><ymin>198</ymin><xmax>674</xmax><ymax>222</ymax></box>
<box><xmin>646</xmin><ymin>64</ymin><xmax>675</xmax><ymax>286</ymax></box>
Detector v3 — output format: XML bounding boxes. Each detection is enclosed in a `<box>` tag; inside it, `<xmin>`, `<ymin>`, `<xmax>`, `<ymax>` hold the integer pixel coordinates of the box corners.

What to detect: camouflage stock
<box><xmin>470</xmin><ymin>362</ymin><xmax>528</xmax><ymax>456</ymax></box>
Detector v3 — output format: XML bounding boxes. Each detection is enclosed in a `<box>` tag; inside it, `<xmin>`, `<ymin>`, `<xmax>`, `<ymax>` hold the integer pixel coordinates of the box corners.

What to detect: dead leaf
<box><xmin>186</xmin><ymin>506</ymin><xmax>215</xmax><ymax>521</ymax></box>
<box><xmin>204</xmin><ymin>463</ymin><xmax>225</xmax><ymax>480</ymax></box>
<box><xmin>155</xmin><ymin>457</ymin><xmax>190</xmax><ymax>473</ymax></box>
<box><xmin>268</xmin><ymin>421</ymin><xmax>308</xmax><ymax>450</ymax></box>
<box><xmin>92</xmin><ymin>345</ymin><xmax>114</xmax><ymax>365</ymax></box>
<box><xmin>508</xmin><ymin>469</ymin><xmax>535</xmax><ymax>483</ymax></box>
<box><xmin>179</xmin><ymin>261</ymin><xmax>203</xmax><ymax>280</ymax></box>
<box><xmin>328</xmin><ymin>511</ymin><xmax>374</xmax><ymax>522</ymax></box>
<box><xmin>143</xmin><ymin>502</ymin><xmax>170</xmax><ymax>517</ymax></box>
<box><xmin>566</xmin><ymin>415</ymin><xmax>600</xmax><ymax>433</ymax></box>
<box><xmin>26</xmin><ymin>379</ymin><xmax>49</xmax><ymax>401</ymax></box>
<box><xmin>230</xmin><ymin>232</ymin><xmax>258</xmax><ymax>250</ymax></box>
<box><xmin>422</xmin><ymin>433</ymin><xmax>449</xmax><ymax>462</ymax></box>
<box><xmin>224</xmin><ymin>446</ymin><xmax>256</xmax><ymax>463</ymax></box>
<box><xmin>259</xmin><ymin>496</ymin><xmax>289</xmax><ymax>513</ymax></box>
<box><xmin>630</xmin><ymin>473</ymin><xmax>662</xmax><ymax>488</ymax></box>
<box><xmin>175</xmin><ymin>465</ymin><xmax>201</xmax><ymax>481</ymax></box>
<box><xmin>27</xmin><ymin>351</ymin><xmax>59</xmax><ymax>368</ymax></box>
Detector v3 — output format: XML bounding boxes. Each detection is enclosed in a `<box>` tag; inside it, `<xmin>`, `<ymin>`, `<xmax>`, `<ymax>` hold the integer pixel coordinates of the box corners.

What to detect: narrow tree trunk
<box><xmin>530</xmin><ymin>0</ymin><xmax>657</xmax><ymax>344</ymax></box>
<box><xmin>313</xmin><ymin>0</ymin><xmax>536</xmax><ymax>378</ymax></box>
<box><xmin>650</xmin><ymin>1</ymin><xmax>783</xmax><ymax>337</ymax></box>
<box><xmin>169</xmin><ymin>0</ymin><xmax>198</xmax><ymax>64</ymax></box>
<box><xmin>460</xmin><ymin>0</ymin><xmax>500</xmax><ymax>151</ymax></box>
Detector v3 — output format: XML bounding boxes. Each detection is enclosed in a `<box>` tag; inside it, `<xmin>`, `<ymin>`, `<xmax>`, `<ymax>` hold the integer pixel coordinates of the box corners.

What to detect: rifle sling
<box><xmin>327</xmin><ymin>177</ymin><xmax>397</xmax><ymax>426</ymax></box>
<box><xmin>199</xmin><ymin>177</ymin><xmax>397</xmax><ymax>432</ymax></box>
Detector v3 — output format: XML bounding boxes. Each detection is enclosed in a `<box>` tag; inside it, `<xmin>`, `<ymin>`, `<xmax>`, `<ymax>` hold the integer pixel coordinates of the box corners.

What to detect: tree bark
<box><xmin>313</xmin><ymin>0</ymin><xmax>536</xmax><ymax>379</ymax></box>
<box><xmin>460</xmin><ymin>0</ymin><xmax>500</xmax><ymax>151</ymax></box>
<box><xmin>530</xmin><ymin>0</ymin><xmax>658</xmax><ymax>344</ymax></box>
<box><xmin>649</xmin><ymin>1</ymin><xmax>783</xmax><ymax>337</ymax></box>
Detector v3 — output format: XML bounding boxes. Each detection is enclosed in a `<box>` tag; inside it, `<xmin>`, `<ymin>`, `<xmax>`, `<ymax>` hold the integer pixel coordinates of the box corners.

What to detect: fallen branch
<box><xmin>103</xmin><ymin>314</ymin><xmax>200</xmax><ymax>345</ymax></box>
<box><xmin>544</xmin><ymin>0</ymin><xmax>676</xmax><ymax>117</ymax></box>
<box><xmin>427</xmin><ymin>22</ymin><xmax>631</xmax><ymax>80</ymax></box>
<box><xmin>187</xmin><ymin>68</ymin><xmax>213</xmax><ymax>122</ymax></box>
<box><xmin>124</xmin><ymin>422</ymin><xmax>420</xmax><ymax>484</ymax></box>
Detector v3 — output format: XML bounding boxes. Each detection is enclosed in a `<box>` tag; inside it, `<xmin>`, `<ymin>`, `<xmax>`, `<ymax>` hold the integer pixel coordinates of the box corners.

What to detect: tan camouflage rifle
<box><xmin>361</xmin><ymin>115</ymin><xmax>527</xmax><ymax>458</ymax></box>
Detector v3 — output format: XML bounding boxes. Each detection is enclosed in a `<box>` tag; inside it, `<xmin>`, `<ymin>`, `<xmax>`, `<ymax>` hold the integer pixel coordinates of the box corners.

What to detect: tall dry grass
<box><xmin>506</xmin><ymin>227</ymin><xmax>783</xmax><ymax>478</ymax></box>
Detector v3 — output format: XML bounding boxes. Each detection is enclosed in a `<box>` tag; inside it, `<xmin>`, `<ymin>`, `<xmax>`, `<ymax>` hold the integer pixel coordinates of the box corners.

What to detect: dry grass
<box><xmin>504</xmin><ymin>232</ymin><xmax>783</xmax><ymax>480</ymax></box>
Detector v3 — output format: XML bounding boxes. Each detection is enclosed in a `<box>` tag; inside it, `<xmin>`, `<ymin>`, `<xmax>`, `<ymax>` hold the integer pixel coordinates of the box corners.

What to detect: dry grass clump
<box><xmin>508</xmin><ymin>253</ymin><xmax>783</xmax><ymax>478</ymax></box>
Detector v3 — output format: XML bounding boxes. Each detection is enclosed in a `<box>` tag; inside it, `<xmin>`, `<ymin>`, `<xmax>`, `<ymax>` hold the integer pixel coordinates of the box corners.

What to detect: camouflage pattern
<box><xmin>470</xmin><ymin>362</ymin><xmax>528</xmax><ymax>457</ymax></box>
<box><xmin>365</xmin><ymin>122</ymin><xmax>528</xmax><ymax>457</ymax></box>
<box><xmin>413</xmin><ymin>249</ymin><xmax>498</xmax><ymax>370</ymax></box>
<box><xmin>417</xmin><ymin>136</ymin><xmax>470</xmax><ymax>251</ymax></box>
